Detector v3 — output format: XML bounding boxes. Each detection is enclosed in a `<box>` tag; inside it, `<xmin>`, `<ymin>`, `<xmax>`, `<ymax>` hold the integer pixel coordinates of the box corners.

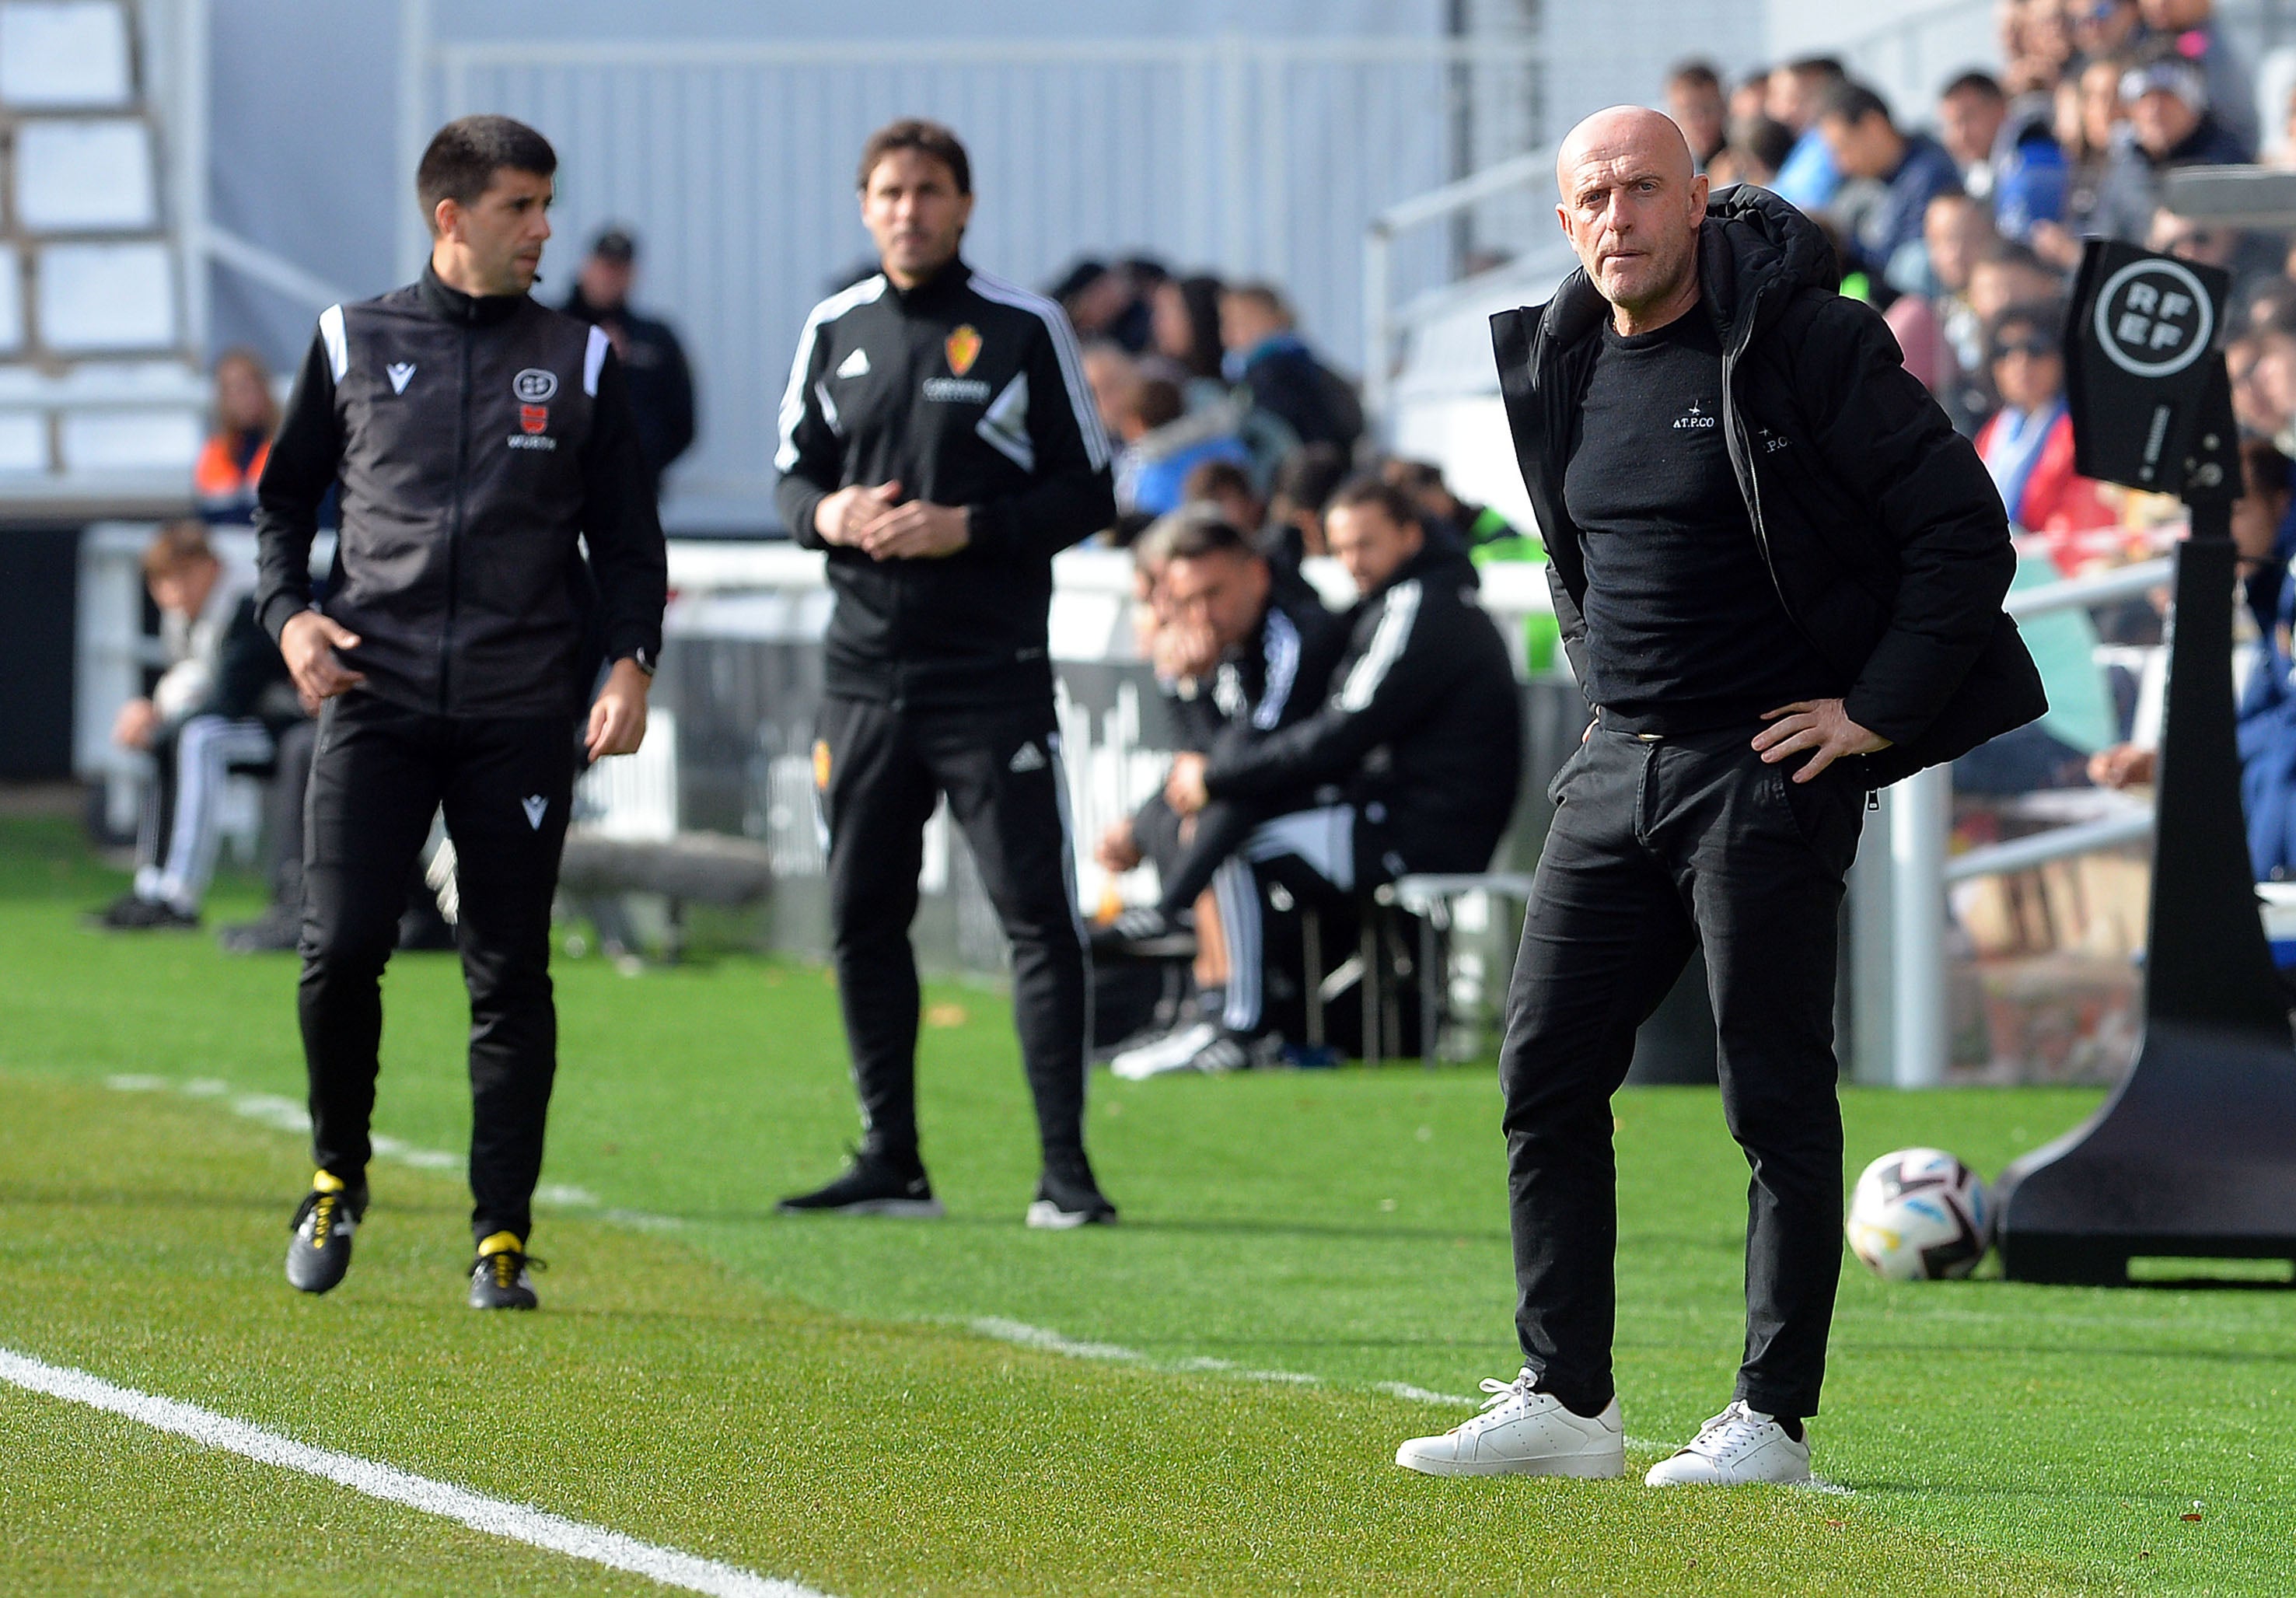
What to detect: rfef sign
<box><xmin>2064</xmin><ymin>240</ymin><xmax>2229</xmax><ymax>495</ymax></box>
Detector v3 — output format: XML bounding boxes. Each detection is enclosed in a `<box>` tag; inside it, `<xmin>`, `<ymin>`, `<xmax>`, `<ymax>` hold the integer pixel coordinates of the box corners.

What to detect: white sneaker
<box><xmin>1110</xmin><ymin>1022</ymin><xmax>1217</xmax><ymax>1080</ymax></box>
<box><xmin>1393</xmin><ymin>1370</ymin><xmax>1625</xmax><ymax>1478</ymax></box>
<box><xmin>1643</xmin><ymin>1400</ymin><xmax>1812</xmax><ymax>1486</ymax></box>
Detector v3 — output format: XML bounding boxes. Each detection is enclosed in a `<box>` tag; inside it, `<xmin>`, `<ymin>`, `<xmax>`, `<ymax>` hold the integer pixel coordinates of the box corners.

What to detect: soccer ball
<box><xmin>1846</xmin><ymin>1148</ymin><xmax>1989</xmax><ymax>1281</ymax></box>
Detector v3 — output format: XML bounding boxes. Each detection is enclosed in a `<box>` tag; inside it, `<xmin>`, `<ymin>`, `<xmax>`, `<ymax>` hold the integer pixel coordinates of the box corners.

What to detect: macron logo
<box><xmin>1007</xmin><ymin>742</ymin><xmax>1047</xmax><ymax>775</ymax></box>
<box><xmin>836</xmin><ymin>348</ymin><xmax>870</xmax><ymax>379</ymax></box>
<box><xmin>521</xmin><ymin>795</ymin><xmax>547</xmax><ymax>830</ymax></box>
<box><xmin>386</xmin><ymin>362</ymin><xmax>416</xmax><ymax>394</ymax></box>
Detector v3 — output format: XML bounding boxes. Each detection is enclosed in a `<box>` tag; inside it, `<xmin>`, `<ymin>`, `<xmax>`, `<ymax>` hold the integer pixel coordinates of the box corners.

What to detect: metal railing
<box><xmin>1884</xmin><ymin>557</ymin><xmax>2174</xmax><ymax>1087</ymax></box>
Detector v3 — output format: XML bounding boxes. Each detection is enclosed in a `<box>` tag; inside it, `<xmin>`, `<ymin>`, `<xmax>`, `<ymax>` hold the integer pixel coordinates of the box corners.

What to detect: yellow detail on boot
<box><xmin>476</xmin><ymin>1231</ymin><xmax>523</xmax><ymax>1257</ymax></box>
<box><xmin>311</xmin><ymin>1170</ymin><xmax>345</xmax><ymax>1195</ymax></box>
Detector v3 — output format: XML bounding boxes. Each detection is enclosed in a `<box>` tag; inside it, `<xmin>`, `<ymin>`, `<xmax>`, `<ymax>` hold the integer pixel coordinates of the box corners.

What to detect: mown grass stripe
<box><xmin>0</xmin><ymin>1347</ymin><xmax>828</xmax><ymax>1598</ymax></box>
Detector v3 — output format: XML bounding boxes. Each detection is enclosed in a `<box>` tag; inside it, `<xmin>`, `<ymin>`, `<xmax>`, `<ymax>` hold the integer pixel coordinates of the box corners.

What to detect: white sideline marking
<box><xmin>0</xmin><ymin>1347</ymin><xmax>828</xmax><ymax>1597</ymax></box>
<box><xmin>103</xmin><ymin>1075</ymin><xmax>658</xmax><ymax>1226</ymax></box>
<box><xmin>970</xmin><ymin>1317</ymin><xmax>1485</xmax><ymax>1406</ymax></box>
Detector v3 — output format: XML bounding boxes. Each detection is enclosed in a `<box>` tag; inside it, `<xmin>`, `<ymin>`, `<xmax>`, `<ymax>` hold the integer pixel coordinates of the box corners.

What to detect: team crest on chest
<box><xmin>945</xmin><ymin>324</ymin><xmax>983</xmax><ymax>376</ymax></box>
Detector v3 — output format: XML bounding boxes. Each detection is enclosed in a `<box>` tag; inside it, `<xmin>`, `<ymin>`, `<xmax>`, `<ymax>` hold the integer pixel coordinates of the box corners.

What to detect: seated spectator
<box><xmin>92</xmin><ymin>522</ymin><xmax>299</xmax><ymax>931</ymax></box>
<box><xmin>2003</xmin><ymin>0</ymin><xmax>2076</xmax><ymax>94</ymax></box>
<box><xmin>1146</xmin><ymin>273</ymin><xmax>1228</xmax><ymax>407</ymax></box>
<box><xmin>2038</xmin><ymin>54</ymin><xmax>2133</xmax><ymax>265</ymax></box>
<box><xmin>194</xmin><ymin>350</ymin><xmax>278</xmax><ymax>527</ymax></box>
<box><xmin>1967</xmin><ymin>239</ymin><xmax>2068</xmax><ymax>334</ymax></box>
<box><xmin>1116</xmin><ymin>480</ymin><xmax>1521</xmax><ymax>1075</ymax></box>
<box><xmin>1079</xmin><ymin>341</ymin><xmax>1136</xmax><ymax>463</ymax></box>
<box><xmin>2073</xmin><ymin>0</ymin><xmax>2144</xmax><ymax>66</ymax></box>
<box><xmin>1051</xmin><ymin>257</ymin><xmax>1149</xmax><ymax>351</ymax></box>
<box><xmin>1095</xmin><ymin>512</ymin><xmax>1351</xmax><ymax>1075</ymax></box>
<box><xmin>1767</xmin><ymin>56</ymin><xmax>1850</xmax><ymax>211</ymax></box>
<box><xmin>1183</xmin><ymin>458</ymin><xmax>1266</xmax><ymax>540</ymax></box>
<box><xmin>1973</xmin><ymin>303</ymin><xmax>2119</xmax><ymax>571</ymax></box>
<box><xmin>1728</xmin><ymin>69</ymin><xmax>1770</xmax><ymax>127</ymax></box>
<box><xmin>1817</xmin><ymin>80</ymin><xmax>1964</xmax><ymax>285</ymax></box>
<box><xmin>1709</xmin><ymin>114</ymin><xmax>1795</xmax><ymax>189</ymax></box>
<box><xmin>1219</xmin><ymin>282</ymin><xmax>1363</xmax><ymax>455</ymax></box>
<box><xmin>1939</xmin><ymin>70</ymin><xmax>2013</xmax><ymax>198</ymax></box>
<box><xmin>1264</xmin><ymin>440</ymin><xmax>1351</xmax><ymax>566</ymax></box>
<box><xmin>1922</xmin><ymin>191</ymin><xmax>1995</xmax><ymax>369</ymax></box>
<box><xmin>2085</xmin><ymin>53</ymin><xmax>2249</xmax><ymax>243</ymax></box>
<box><xmin>2137</xmin><ymin>0</ymin><xmax>2259</xmax><ymax>153</ymax></box>
<box><xmin>1667</xmin><ymin>59</ymin><xmax>1728</xmax><ymax>170</ymax></box>
<box><xmin>1111</xmin><ymin>376</ymin><xmax>1253</xmax><ymax>517</ymax></box>
<box><xmin>1991</xmin><ymin>92</ymin><xmax>2074</xmax><ymax>244</ymax></box>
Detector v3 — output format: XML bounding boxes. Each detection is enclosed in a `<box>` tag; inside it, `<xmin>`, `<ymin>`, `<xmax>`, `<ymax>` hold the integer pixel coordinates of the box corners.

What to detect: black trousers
<box><xmin>1497</xmin><ymin>723</ymin><xmax>1863</xmax><ymax>1421</ymax></box>
<box><xmin>299</xmin><ymin>691</ymin><xmax>575</xmax><ymax>1243</ymax></box>
<box><xmin>817</xmin><ymin>694</ymin><xmax>1089</xmax><ymax>1170</ymax></box>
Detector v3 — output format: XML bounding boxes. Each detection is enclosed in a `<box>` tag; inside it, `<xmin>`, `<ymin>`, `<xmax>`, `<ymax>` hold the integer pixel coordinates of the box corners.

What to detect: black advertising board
<box><xmin>2062</xmin><ymin>240</ymin><xmax>2230</xmax><ymax>495</ymax></box>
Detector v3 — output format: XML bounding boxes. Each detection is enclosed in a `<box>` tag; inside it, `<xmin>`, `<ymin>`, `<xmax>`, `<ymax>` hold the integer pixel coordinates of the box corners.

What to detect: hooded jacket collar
<box><xmin>1535</xmin><ymin>183</ymin><xmax>1840</xmax><ymax>368</ymax></box>
<box><xmin>418</xmin><ymin>261</ymin><xmax>528</xmax><ymax>326</ymax></box>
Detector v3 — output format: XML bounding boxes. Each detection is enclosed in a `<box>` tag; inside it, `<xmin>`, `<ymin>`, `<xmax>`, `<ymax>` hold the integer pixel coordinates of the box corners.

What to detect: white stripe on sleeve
<box><xmin>775</xmin><ymin>275</ymin><xmax>886</xmax><ymax>474</ymax></box>
<box><xmin>582</xmin><ymin>324</ymin><xmax>610</xmax><ymax>396</ymax></box>
<box><xmin>966</xmin><ymin>271</ymin><xmax>1111</xmax><ymax>472</ymax></box>
<box><xmin>1337</xmin><ymin>580</ymin><xmax>1422</xmax><ymax>712</ymax></box>
<box><xmin>317</xmin><ymin>304</ymin><xmax>348</xmax><ymax>383</ymax></box>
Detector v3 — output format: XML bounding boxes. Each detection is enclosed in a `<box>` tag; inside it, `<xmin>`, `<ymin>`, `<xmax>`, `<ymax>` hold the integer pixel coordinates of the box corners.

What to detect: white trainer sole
<box><xmin>1394</xmin><ymin>1444</ymin><xmax>1626</xmax><ymax>1479</ymax></box>
<box><xmin>1025</xmin><ymin>1200</ymin><xmax>1113</xmax><ymax>1230</ymax></box>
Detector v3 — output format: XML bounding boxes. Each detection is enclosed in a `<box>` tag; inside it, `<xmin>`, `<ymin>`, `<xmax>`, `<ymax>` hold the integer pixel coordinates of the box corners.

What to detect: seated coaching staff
<box><xmin>254</xmin><ymin>115</ymin><xmax>667</xmax><ymax>1310</ymax></box>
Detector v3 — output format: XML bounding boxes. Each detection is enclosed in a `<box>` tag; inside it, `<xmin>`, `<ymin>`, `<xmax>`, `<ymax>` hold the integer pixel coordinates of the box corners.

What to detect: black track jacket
<box><xmin>1491</xmin><ymin>185</ymin><xmax>2043</xmax><ymax>787</ymax></box>
<box><xmin>1155</xmin><ymin>582</ymin><xmax>1351</xmax><ymax>822</ymax></box>
<box><xmin>774</xmin><ymin>257</ymin><xmax>1117</xmax><ymax>708</ymax></box>
<box><xmin>254</xmin><ymin>267</ymin><xmax>668</xmax><ymax>720</ymax></box>
<box><xmin>1200</xmin><ymin>545</ymin><xmax>1523</xmax><ymax>875</ymax></box>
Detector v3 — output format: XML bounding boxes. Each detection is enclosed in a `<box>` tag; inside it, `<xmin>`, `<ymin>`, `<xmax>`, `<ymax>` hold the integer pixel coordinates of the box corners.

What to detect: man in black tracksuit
<box><xmin>1157</xmin><ymin>479</ymin><xmax>1523</xmax><ymax>1043</ymax></box>
<box><xmin>772</xmin><ymin>120</ymin><xmax>1120</xmax><ymax>1226</ymax></box>
<box><xmin>253</xmin><ymin>117</ymin><xmax>666</xmax><ymax>1309</ymax></box>
<box><xmin>1093</xmin><ymin>511</ymin><xmax>1348</xmax><ymax>1073</ymax></box>
<box><xmin>1394</xmin><ymin>110</ymin><xmax>2042</xmax><ymax>1487</ymax></box>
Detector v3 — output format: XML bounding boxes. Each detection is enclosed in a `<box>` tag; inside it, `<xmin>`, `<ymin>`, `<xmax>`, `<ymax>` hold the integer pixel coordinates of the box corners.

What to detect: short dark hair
<box><xmin>142</xmin><ymin>519</ymin><xmax>215</xmax><ymax>581</ymax></box>
<box><xmin>1975</xmin><ymin>237</ymin><xmax>2050</xmax><ymax>274</ymax></box>
<box><xmin>1728</xmin><ymin>114</ymin><xmax>1797</xmax><ymax>173</ymax></box>
<box><xmin>1784</xmin><ymin>56</ymin><xmax>1847</xmax><ymax>85</ymax></box>
<box><xmin>1381</xmin><ymin>458</ymin><xmax>1446</xmax><ymax>495</ymax></box>
<box><xmin>1941</xmin><ymin>69</ymin><xmax>2005</xmax><ymax>103</ymax></box>
<box><xmin>1183</xmin><ymin>458</ymin><xmax>1255</xmax><ymax>503</ymax></box>
<box><xmin>1819</xmin><ymin>81</ymin><xmax>1893</xmax><ymax>130</ymax></box>
<box><xmin>857</xmin><ymin>118</ymin><xmax>972</xmax><ymax>195</ymax></box>
<box><xmin>1131</xmin><ymin>377</ymin><xmax>1185</xmax><ymax>432</ymax></box>
<box><xmin>416</xmin><ymin>115</ymin><xmax>556</xmax><ymax>233</ymax></box>
<box><xmin>1160</xmin><ymin>508</ymin><xmax>1259</xmax><ymax>563</ymax></box>
<box><xmin>1270</xmin><ymin>442</ymin><xmax>1350</xmax><ymax>516</ymax></box>
<box><xmin>1325</xmin><ymin>474</ymin><xmax>1422</xmax><ymax>532</ymax></box>
<box><xmin>1669</xmin><ymin>59</ymin><xmax>1722</xmax><ymax>93</ymax></box>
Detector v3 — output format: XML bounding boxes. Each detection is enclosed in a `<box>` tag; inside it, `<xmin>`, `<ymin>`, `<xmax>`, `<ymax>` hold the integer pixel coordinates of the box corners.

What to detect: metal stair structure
<box><xmin>0</xmin><ymin>0</ymin><xmax>209</xmax><ymax>516</ymax></box>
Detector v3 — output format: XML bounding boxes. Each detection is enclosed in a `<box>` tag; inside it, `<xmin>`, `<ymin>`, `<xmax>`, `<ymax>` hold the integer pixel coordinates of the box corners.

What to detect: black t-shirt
<box><xmin>1562</xmin><ymin>305</ymin><xmax>1833</xmax><ymax>734</ymax></box>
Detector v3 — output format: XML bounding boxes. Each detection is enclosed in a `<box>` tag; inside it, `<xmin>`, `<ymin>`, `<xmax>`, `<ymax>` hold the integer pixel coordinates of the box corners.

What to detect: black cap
<box><xmin>589</xmin><ymin>226</ymin><xmax>638</xmax><ymax>264</ymax></box>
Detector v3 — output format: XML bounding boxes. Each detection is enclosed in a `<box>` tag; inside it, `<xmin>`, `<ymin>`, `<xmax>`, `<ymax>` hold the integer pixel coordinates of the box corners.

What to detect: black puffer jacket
<box><xmin>1491</xmin><ymin>184</ymin><xmax>2043</xmax><ymax>786</ymax></box>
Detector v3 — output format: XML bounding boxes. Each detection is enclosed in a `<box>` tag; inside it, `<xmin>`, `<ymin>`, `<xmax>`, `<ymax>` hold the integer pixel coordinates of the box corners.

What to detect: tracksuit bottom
<box><xmin>299</xmin><ymin>691</ymin><xmax>575</xmax><ymax>1244</ymax></box>
<box><xmin>133</xmin><ymin>712</ymin><xmax>277</xmax><ymax>912</ymax></box>
<box><xmin>1498</xmin><ymin>722</ymin><xmax>1864</xmax><ymax>1422</ymax></box>
<box><xmin>816</xmin><ymin>694</ymin><xmax>1089</xmax><ymax>1171</ymax></box>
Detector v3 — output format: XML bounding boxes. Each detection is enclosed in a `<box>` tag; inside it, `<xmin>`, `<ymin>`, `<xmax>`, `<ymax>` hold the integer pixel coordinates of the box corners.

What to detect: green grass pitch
<box><xmin>1</xmin><ymin>814</ymin><xmax>2289</xmax><ymax>1595</ymax></box>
